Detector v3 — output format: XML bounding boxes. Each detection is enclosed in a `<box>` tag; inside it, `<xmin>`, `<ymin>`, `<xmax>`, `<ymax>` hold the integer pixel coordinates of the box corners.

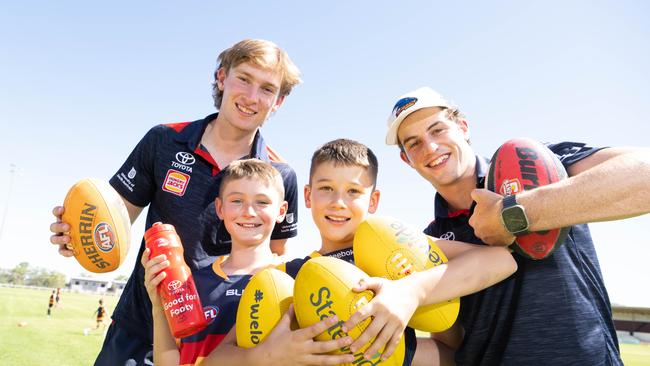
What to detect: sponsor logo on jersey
<box><xmin>127</xmin><ymin>167</ymin><xmax>137</xmax><ymax>179</ymax></box>
<box><xmin>285</xmin><ymin>212</ymin><xmax>295</xmax><ymax>224</ymax></box>
<box><xmin>440</xmin><ymin>231</ymin><xmax>455</xmax><ymax>241</ymax></box>
<box><xmin>500</xmin><ymin>178</ymin><xmax>522</xmax><ymax>196</ymax></box>
<box><xmin>226</xmin><ymin>289</ymin><xmax>243</xmax><ymax>297</ymax></box>
<box><xmin>175</xmin><ymin>152</ymin><xmax>196</xmax><ymax>165</ymax></box>
<box><xmin>392</xmin><ymin>97</ymin><xmax>418</xmax><ymax>118</ymax></box>
<box><xmin>93</xmin><ymin>222</ymin><xmax>116</xmax><ymax>252</ymax></box>
<box><xmin>171</xmin><ymin>152</ymin><xmax>195</xmax><ymax>173</ymax></box>
<box><xmin>203</xmin><ymin>305</ymin><xmax>220</xmax><ymax>324</ymax></box>
<box><xmin>162</xmin><ymin>169</ymin><xmax>190</xmax><ymax>196</ymax></box>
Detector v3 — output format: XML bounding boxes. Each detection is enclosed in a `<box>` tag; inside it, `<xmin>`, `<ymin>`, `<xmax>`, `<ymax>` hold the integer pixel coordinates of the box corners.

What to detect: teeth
<box><xmin>430</xmin><ymin>154</ymin><xmax>449</xmax><ymax>167</ymax></box>
<box><xmin>238</xmin><ymin>223</ymin><xmax>260</xmax><ymax>228</ymax></box>
<box><xmin>236</xmin><ymin>103</ymin><xmax>256</xmax><ymax>115</ymax></box>
<box><xmin>326</xmin><ymin>216</ymin><xmax>349</xmax><ymax>222</ymax></box>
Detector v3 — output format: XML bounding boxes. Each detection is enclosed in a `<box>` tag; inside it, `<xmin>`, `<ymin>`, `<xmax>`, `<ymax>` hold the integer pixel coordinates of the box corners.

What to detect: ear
<box><xmin>368</xmin><ymin>189</ymin><xmax>381</xmax><ymax>214</ymax></box>
<box><xmin>303</xmin><ymin>184</ymin><xmax>312</xmax><ymax>208</ymax></box>
<box><xmin>399</xmin><ymin>150</ymin><xmax>413</xmax><ymax>167</ymax></box>
<box><xmin>215</xmin><ymin>198</ymin><xmax>224</xmax><ymax>220</ymax></box>
<box><xmin>276</xmin><ymin>201</ymin><xmax>288</xmax><ymax>223</ymax></box>
<box><xmin>271</xmin><ymin>95</ymin><xmax>285</xmax><ymax>113</ymax></box>
<box><xmin>215</xmin><ymin>67</ymin><xmax>226</xmax><ymax>91</ymax></box>
<box><xmin>457</xmin><ymin>118</ymin><xmax>470</xmax><ymax>140</ymax></box>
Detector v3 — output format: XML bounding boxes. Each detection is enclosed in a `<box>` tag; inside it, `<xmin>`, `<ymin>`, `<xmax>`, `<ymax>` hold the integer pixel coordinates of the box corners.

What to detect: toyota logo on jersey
<box><xmin>175</xmin><ymin>152</ymin><xmax>196</xmax><ymax>165</ymax></box>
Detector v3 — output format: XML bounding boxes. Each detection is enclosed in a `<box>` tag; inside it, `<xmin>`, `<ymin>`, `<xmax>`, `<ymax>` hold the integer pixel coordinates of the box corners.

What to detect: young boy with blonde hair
<box><xmin>143</xmin><ymin>159</ymin><xmax>350</xmax><ymax>366</ymax></box>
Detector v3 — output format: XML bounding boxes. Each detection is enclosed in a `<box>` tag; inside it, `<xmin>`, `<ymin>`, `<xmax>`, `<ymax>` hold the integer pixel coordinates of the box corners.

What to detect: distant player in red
<box><xmin>47</xmin><ymin>290</ymin><xmax>55</xmax><ymax>316</ymax></box>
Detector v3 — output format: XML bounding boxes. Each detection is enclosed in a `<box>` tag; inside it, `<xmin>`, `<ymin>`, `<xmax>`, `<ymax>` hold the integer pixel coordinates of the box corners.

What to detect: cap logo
<box><xmin>392</xmin><ymin>97</ymin><xmax>417</xmax><ymax>118</ymax></box>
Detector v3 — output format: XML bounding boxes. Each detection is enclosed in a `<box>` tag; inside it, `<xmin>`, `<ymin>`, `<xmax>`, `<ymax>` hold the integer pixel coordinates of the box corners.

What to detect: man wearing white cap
<box><xmin>384</xmin><ymin>86</ymin><xmax>650</xmax><ymax>365</ymax></box>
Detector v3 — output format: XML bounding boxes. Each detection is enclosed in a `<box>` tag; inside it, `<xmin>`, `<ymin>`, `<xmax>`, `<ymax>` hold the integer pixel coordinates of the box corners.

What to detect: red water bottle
<box><xmin>145</xmin><ymin>222</ymin><xmax>207</xmax><ymax>338</ymax></box>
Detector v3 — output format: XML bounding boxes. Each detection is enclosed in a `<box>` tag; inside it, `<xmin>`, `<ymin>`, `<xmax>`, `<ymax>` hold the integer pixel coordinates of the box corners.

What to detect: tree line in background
<box><xmin>0</xmin><ymin>262</ymin><xmax>66</xmax><ymax>288</ymax></box>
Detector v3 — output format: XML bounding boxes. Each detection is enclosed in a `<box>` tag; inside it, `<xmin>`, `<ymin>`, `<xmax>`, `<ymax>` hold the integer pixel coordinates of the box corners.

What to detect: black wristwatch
<box><xmin>501</xmin><ymin>195</ymin><xmax>530</xmax><ymax>235</ymax></box>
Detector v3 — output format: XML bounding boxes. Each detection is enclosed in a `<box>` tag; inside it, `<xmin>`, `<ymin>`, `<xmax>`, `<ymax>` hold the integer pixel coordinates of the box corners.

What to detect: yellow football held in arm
<box><xmin>353</xmin><ymin>216</ymin><xmax>460</xmax><ymax>333</ymax></box>
<box><xmin>293</xmin><ymin>256</ymin><xmax>406</xmax><ymax>366</ymax></box>
<box><xmin>62</xmin><ymin>178</ymin><xmax>131</xmax><ymax>273</ymax></box>
<box><xmin>235</xmin><ymin>268</ymin><xmax>294</xmax><ymax>348</ymax></box>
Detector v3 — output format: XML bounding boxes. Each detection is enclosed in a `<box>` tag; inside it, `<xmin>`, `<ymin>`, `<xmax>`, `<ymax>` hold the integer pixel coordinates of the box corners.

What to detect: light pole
<box><xmin>0</xmin><ymin>163</ymin><xmax>17</xmax><ymax>243</ymax></box>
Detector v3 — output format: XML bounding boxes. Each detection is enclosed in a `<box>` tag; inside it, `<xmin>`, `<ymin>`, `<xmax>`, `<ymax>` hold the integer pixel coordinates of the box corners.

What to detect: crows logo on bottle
<box><xmin>94</xmin><ymin>222</ymin><xmax>116</xmax><ymax>252</ymax></box>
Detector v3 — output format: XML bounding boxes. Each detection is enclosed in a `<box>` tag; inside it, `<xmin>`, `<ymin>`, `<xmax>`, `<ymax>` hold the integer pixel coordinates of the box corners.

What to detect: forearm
<box><xmin>520</xmin><ymin>150</ymin><xmax>650</xmax><ymax>230</ymax></box>
<box><xmin>152</xmin><ymin>309</ymin><xmax>180</xmax><ymax>366</ymax></box>
<box><xmin>412</xmin><ymin>337</ymin><xmax>456</xmax><ymax>366</ymax></box>
<box><xmin>203</xmin><ymin>343</ymin><xmax>263</xmax><ymax>366</ymax></box>
<box><xmin>405</xmin><ymin>246</ymin><xmax>516</xmax><ymax>307</ymax></box>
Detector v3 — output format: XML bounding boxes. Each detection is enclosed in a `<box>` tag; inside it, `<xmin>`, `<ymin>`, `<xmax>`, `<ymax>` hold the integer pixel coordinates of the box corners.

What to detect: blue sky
<box><xmin>1</xmin><ymin>1</ymin><xmax>649</xmax><ymax>306</ymax></box>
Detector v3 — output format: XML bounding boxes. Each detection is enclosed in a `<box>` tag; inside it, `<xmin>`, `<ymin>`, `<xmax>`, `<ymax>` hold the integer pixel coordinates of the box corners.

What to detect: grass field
<box><xmin>0</xmin><ymin>287</ymin><xmax>119</xmax><ymax>365</ymax></box>
<box><xmin>1</xmin><ymin>287</ymin><xmax>649</xmax><ymax>365</ymax></box>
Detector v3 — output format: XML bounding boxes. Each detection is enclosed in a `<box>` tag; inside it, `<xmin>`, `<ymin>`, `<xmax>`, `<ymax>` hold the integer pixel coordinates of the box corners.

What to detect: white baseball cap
<box><xmin>385</xmin><ymin>87</ymin><xmax>451</xmax><ymax>145</ymax></box>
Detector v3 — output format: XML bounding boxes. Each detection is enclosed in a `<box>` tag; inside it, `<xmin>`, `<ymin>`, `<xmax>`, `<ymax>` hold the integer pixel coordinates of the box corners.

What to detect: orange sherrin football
<box><xmin>62</xmin><ymin>178</ymin><xmax>131</xmax><ymax>273</ymax></box>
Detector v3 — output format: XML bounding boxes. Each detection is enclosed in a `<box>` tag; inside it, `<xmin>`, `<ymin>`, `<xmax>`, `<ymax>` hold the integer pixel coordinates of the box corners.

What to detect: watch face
<box><xmin>503</xmin><ymin>206</ymin><xmax>529</xmax><ymax>232</ymax></box>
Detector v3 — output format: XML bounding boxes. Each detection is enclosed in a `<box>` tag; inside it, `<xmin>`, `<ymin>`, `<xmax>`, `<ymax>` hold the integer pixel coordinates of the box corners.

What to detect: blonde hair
<box><xmin>212</xmin><ymin>39</ymin><xmax>302</xmax><ymax>109</ymax></box>
<box><xmin>309</xmin><ymin>139</ymin><xmax>379</xmax><ymax>186</ymax></box>
<box><xmin>219</xmin><ymin>159</ymin><xmax>285</xmax><ymax>200</ymax></box>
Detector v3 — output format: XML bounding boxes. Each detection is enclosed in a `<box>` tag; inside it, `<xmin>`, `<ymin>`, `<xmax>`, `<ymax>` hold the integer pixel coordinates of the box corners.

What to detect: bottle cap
<box><xmin>144</xmin><ymin>222</ymin><xmax>177</xmax><ymax>242</ymax></box>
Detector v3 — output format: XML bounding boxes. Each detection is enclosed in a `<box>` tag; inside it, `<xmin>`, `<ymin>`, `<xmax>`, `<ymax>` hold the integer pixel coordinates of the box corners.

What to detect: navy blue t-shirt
<box><xmin>108</xmin><ymin>113</ymin><xmax>298</xmax><ymax>342</ymax></box>
<box><xmin>425</xmin><ymin>142</ymin><xmax>622</xmax><ymax>365</ymax></box>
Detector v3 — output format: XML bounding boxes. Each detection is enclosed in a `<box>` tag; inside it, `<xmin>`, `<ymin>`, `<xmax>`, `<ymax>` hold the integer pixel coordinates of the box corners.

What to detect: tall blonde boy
<box><xmin>142</xmin><ymin>159</ymin><xmax>351</xmax><ymax>366</ymax></box>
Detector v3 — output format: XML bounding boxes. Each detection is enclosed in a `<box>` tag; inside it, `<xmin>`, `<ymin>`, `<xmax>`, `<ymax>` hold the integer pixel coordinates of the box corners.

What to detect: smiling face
<box><xmin>305</xmin><ymin>162</ymin><xmax>380</xmax><ymax>252</ymax></box>
<box><xmin>216</xmin><ymin>177</ymin><xmax>287</xmax><ymax>248</ymax></box>
<box><xmin>397</xmin><ymin>107</ymin><xmax>475</xmax><ymax>189</ymax></box>
<box><xmin>215</xmin><ymin>61</ymin><xmax>285</xmax><ymax>135</ymax></box>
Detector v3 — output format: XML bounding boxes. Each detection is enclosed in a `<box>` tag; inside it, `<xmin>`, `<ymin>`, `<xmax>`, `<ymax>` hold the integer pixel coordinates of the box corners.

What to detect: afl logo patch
<box><xmin>162</xmin><ymin>169</ymin><xmax>190</xmax><ymax>196</ymax></box>
<box><xmin>392</xmin><ymin>97</ymin><xmax>417</xmax><ymax>118</ymax></box>
<box><xmin>94</xmin><ymin>222</ymin><xmax>116</xmax><ymax>252</ymax></box>
<box><xmin>203</xmin><ymin>305</ymin><xmax>220</xmax><ymax>324</ymax></box>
